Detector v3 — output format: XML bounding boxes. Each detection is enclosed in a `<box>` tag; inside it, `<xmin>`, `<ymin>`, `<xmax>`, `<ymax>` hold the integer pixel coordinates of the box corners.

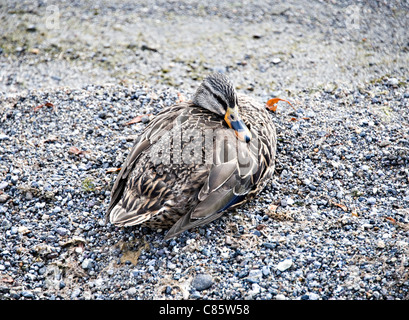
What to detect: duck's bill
<box><xmin>224</xmin><ymin>108</ymin><xmax>252</xmax><ymax>143</ymax></box>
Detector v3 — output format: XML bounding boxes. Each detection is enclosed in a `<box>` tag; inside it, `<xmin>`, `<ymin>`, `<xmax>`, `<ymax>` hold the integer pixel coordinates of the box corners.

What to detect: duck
<box><xmin>106</xmin><ymin>73</ymin><xmax>277</xmax><ymax>239</ymax></box>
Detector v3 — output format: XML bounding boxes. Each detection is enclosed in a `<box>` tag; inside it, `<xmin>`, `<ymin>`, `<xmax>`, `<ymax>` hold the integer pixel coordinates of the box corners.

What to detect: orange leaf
<box><xmin>125</xmin><ymin>114</ymin><xmax>152</xmax><ymax>125</ymax></box>
<box><xmin>177</xmin><ymin>92</ymin><xmax>186</xmax><ymax>103</ymax></box>
<box><xmin>385</xmin><ymin>217</ymin><xmax>396</xmax><ymax>224</ymax></box>
<box><xmin>68</xmin><ymin>146</ymin><xmax>89</xmax><ymax>155</ymax></box>
<box><xmin>106</xmin><ymin>167</ymin><xmax>122</xmax><ymax>174</ymax></box>
<box><xmin>330</xmin><ymin>199</ymin><xmax>348</xmax><ymax>212</ymax></box>
<box><xmin>34</xmin><ymin>102</ymin><xmax>55</xmax><ymax>112</ymax></box>
<box><xmin>1</xmin><ymin>276</ymin><xmax>14</xmax><ymax>284</ymax></box>
<box><xmin>266</xmin><ymin>98</ymin><xmax>294</xmax><ymax>112</ymax></box>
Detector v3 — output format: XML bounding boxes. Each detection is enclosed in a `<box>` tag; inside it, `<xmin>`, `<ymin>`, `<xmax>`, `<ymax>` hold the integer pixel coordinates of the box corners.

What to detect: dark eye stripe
<box><xmin>213</xmin><ymin>93</ymin><xmax>228</xmax><ymax>109</ymax></box>
<box><xmin>202</xmin><ymin>82</ymin><xmax>228</xmax><ymax>109</ymax></box>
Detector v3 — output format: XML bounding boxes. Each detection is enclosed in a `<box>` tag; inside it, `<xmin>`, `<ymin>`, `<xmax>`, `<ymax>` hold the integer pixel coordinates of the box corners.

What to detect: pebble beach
<box><xmin>1</xmin><ymin>0</ymin><xmax>409</xmax><ymax>300</ymax></box>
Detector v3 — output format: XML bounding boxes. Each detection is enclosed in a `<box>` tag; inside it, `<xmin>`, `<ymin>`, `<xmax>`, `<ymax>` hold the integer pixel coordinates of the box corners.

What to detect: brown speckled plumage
<box><xmin>106</xmin><ymin>73</ymin><xmax>277</xmax><ymax>239</ymax></box>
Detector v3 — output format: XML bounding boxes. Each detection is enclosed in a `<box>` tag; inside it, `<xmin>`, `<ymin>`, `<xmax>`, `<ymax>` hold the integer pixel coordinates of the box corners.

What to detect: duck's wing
<box><xmin>164</xmin><ymin>128</ymin><xmax>272</xmax><ymax>239</ymax></box>
<box><xmin>106</xmin><ymin>104</ymin><xmax>186</xmax><ymax>223</ymax></box>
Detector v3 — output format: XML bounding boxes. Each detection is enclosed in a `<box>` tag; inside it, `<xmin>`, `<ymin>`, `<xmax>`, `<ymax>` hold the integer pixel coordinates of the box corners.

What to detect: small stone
<box><xmin>55</xmin><ymin>227</ymin><xmax>69</xmax><ymax>236</ymax></box>
<box><xmin>387</xmin><ymin>77</ymin><xmax>399</xmax><ymax>87</ymax></box>
<box><xmin>308</xmin><ymin>292</ymin><xmax>320</xmax><ymax>300</ymax></box>
<box><xmin>0</xmin><ymin>134</ymin><xmax>10</xmax><ymax>141</ymax></box>
<box><xmin>263</xmin><ymin>242</ymin><xmax>277</xmax><ymax>250</ymax></box>
<box><xmin>281</xmin><ymin>197</ymin><xmax>294</xmax><ymax>206</ymax></box>
<box><xmin>272</xmin><ymin>57</ymin><xmax>281</xmax><ymax>64</ymax></box>
<box><xmin>18</xmin><ymin>226</ymin><xmax>30</xmax><ymax>235</ymax></box>
<box><xmin>0</xmin><ymin>193</ymin><xmax>10</xmax><ymax>203</ymax></box>
<box><xmin>252</xmin><ymin>230</ymin><xmax>262</xmax><ymax>237</ymax></box>
<box><xmin>191</xmin><ymin>274</ymin><xmax>213</xmax><ymax>291</ymax></box>
<box><xmin>53</xmin><ymin>206</ymin><xmax>62</xmax><ymax>214</ymax></box>
<box><xmin>262</xmin><ymin>266</ymin><xmax>271</xmax><ymax>277</ymax></box>
<box><xmin>377</xmin><ymin>240</ymin><xmax>386</xmax><ymax>249</ymax></box>
<box><xmin>141</xmin><ymin>115</ymin><xmax>150</xmax><ymax>124</ymax></box>
<box><xmin>367</xmin><ymin>197</ymin><xmax>376</xmax><ymax>205</ymax></box>
<box><xmin>0</xmin><ymin>181</ymin><xmax>8</xmax><ymax>190</ymax></box>
<box><xmin>21</xmin><ymin>290</ymin><xmax>34</xmax><ymax>299</ymax></box>
<box><xmin>2</xmin><ymin>219</ymin><xmax>11</xmax><ymax>230</ymax></box>
<box><xmin>127</xmin><ymin>287</ymin><xmax>137</xmax><ymax>296</ymax></box>
<box><xmin>26</xmin><ymin>25</ymin><xmax>37</xmax><ymax>32</ymax></box>
<box><xmin>379</xmin><ymin>140</ymin><xmax>390</xmax><ymax>147</ymax></box>
<box><xmin>190</xmin><ymin>291</ymin><xmax>201</xmax><ymax>299</ymax></box>
<box><xmin>276</xmin><ymin>259</ymin><xmax>292</xmax><ymax>272</ymax></box>
<box><xmin>81</xmin><ymin>258</ymin><xmax>94</xmax><ymax>270</ymax></box>
<box><xmin>247</xmin><ymin>269</ymin><xmax>263</xmax><ymax>283</ymax></box>
<box><xmin>71</xmin><ymin>288</ymin><xmax>81</xmax><ymax>299</ymax></box>
<box><xmin>98</xmin><ymin>112</ymin><xmax>107</xmax><ymax>119</ymax></box>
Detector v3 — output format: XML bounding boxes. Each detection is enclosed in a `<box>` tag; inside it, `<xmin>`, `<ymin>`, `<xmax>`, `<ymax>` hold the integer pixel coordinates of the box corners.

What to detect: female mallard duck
<box><xmin>106</xmin><ymin>73</ymin><xmax>277</xmax><ymax>239</ymax></box>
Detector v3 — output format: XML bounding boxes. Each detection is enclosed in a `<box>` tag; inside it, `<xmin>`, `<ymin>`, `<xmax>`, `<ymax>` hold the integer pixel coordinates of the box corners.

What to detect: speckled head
<box><xmin>192</xmin><ymin>73</ymin><xmax>252</xmax><ymax>143</ymax></box>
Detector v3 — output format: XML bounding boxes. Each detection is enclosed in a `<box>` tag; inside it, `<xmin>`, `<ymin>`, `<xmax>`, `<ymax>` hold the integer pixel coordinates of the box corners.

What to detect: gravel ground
<box><xmin>1</xmin><ymin>0</ymin><xmax>409</xmax><ymax>300</ymax></box>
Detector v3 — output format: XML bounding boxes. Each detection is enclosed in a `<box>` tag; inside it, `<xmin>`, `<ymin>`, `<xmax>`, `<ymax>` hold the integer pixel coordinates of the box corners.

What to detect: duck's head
<box><xmin>192</xmin><ymin>73</ymin><xmax>252</xmax><ymax>143</ymax></box>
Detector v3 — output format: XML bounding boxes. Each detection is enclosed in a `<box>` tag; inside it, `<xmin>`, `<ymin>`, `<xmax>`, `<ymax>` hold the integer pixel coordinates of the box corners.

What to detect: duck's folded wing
<box><xmin>164</xmin><ymin>137</ymin><xmax>262</xmax><ymax>239</ymax></box>
<box><xmin>106</xmin><ymin>105</ymin><xmax>185</xmax><ymax>222</ymax></box>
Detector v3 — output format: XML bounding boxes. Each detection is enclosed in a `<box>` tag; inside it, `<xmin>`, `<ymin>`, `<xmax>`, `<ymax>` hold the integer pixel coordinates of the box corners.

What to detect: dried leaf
<box><xmin>34</xmin><ymin>102</ymin><xmax>55</xmax><ymax>112</ymax></box>
<box><xmin>330</xmin><ymin>199</ymin><xmax>348</xmax><ymax>212</ymax></box>
<box><xmin>177</xmin><ymin>92</ymin><xmax>186</xmax><ymax>103</ymax></box>
<box><xmin>125</xmin><ymin>114</ymin><xmax>152</xmax><ymax>125</ymax></box>
<box><xmin>1</xmin><ymin>276</ymin><xmax>14</xmax><ymax>284</ymax></box>
<box><xmin>68</xmin><ymin>146</ymin><xmax>89</xmax><ymax>155</ymax></box>
<box><xmin>267</xmin><ymin>204</ymin><xmax>278</xmax><ymax>213</ymax></box>
<box><xmin>106</xmin><ymin>167</ymin><xmax>122</xmax><ymax>174</ymax></box>
<box><xmin>351</xmin><ymin>211</ymin><xmax>359</xmax><ymax>217</ymax></box>
<box><xmin>29</xmin><ymin>48</ymin><xmax>39</xmax><ymax>54</ymax></box>
<box><xmin>266</xmin><ymin>98</ymin><xmax>294</xmax><ymax>112</ymax></box>
<box><xmin>385</xmin><ymin>217</ymin><xmax>396</xmax><ymax>224</ymax></box>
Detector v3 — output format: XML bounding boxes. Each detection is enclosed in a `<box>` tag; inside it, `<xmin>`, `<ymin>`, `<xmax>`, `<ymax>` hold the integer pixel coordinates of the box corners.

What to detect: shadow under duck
<box><xmin>106</xmin><ymin>73</ymin><xmax>277</xmax><ymax>239</ymax></box>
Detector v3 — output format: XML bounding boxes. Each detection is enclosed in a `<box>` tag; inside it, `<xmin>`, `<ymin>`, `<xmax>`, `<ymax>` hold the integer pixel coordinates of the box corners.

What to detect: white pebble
<box><xmin>276</xmin><ymin>259</ymin><xmax>292</xmax><ymax>271</ymax></box>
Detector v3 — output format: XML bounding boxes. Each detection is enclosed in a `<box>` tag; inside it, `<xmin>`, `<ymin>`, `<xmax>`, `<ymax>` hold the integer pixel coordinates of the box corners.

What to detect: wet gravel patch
<box><xmin>0</xmin><ymin>77</ymin><xmax>408</xmax><ymax>300</ymax></box>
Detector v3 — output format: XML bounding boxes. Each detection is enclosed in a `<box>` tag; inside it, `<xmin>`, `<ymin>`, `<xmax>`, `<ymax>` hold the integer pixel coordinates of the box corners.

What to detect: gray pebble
<box><xmin>191</xmin><ymin>274</ymin><xmax>213</xmax><ymax>291</ymax></box>
<box><xmin>71</xmin><ymin>288</ymin><xmax>81</xmax><ymax>299</ymax></box>
<box><xmin>81</xmin><ymin>258</ymin><xmax>94</xmax><ymax>270</ymax></box>
<box><xmin>21</xmin><ymin>291</ymin><xmax>34</xmax><ymax>299</ymax></box>
<box><xmin>0</xmin><ymin>134</ymin><xmax>10</xmax><ymax>141</ymax></box>
<box><xmin>367</xmin><ymin>197</ymin><xmax>377</xmax><ymax>205</ymax></box>
<box><xmin>55</xmin><ymin>227</ymin><xmax>69</xmax><ymax>236</ymax></box>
